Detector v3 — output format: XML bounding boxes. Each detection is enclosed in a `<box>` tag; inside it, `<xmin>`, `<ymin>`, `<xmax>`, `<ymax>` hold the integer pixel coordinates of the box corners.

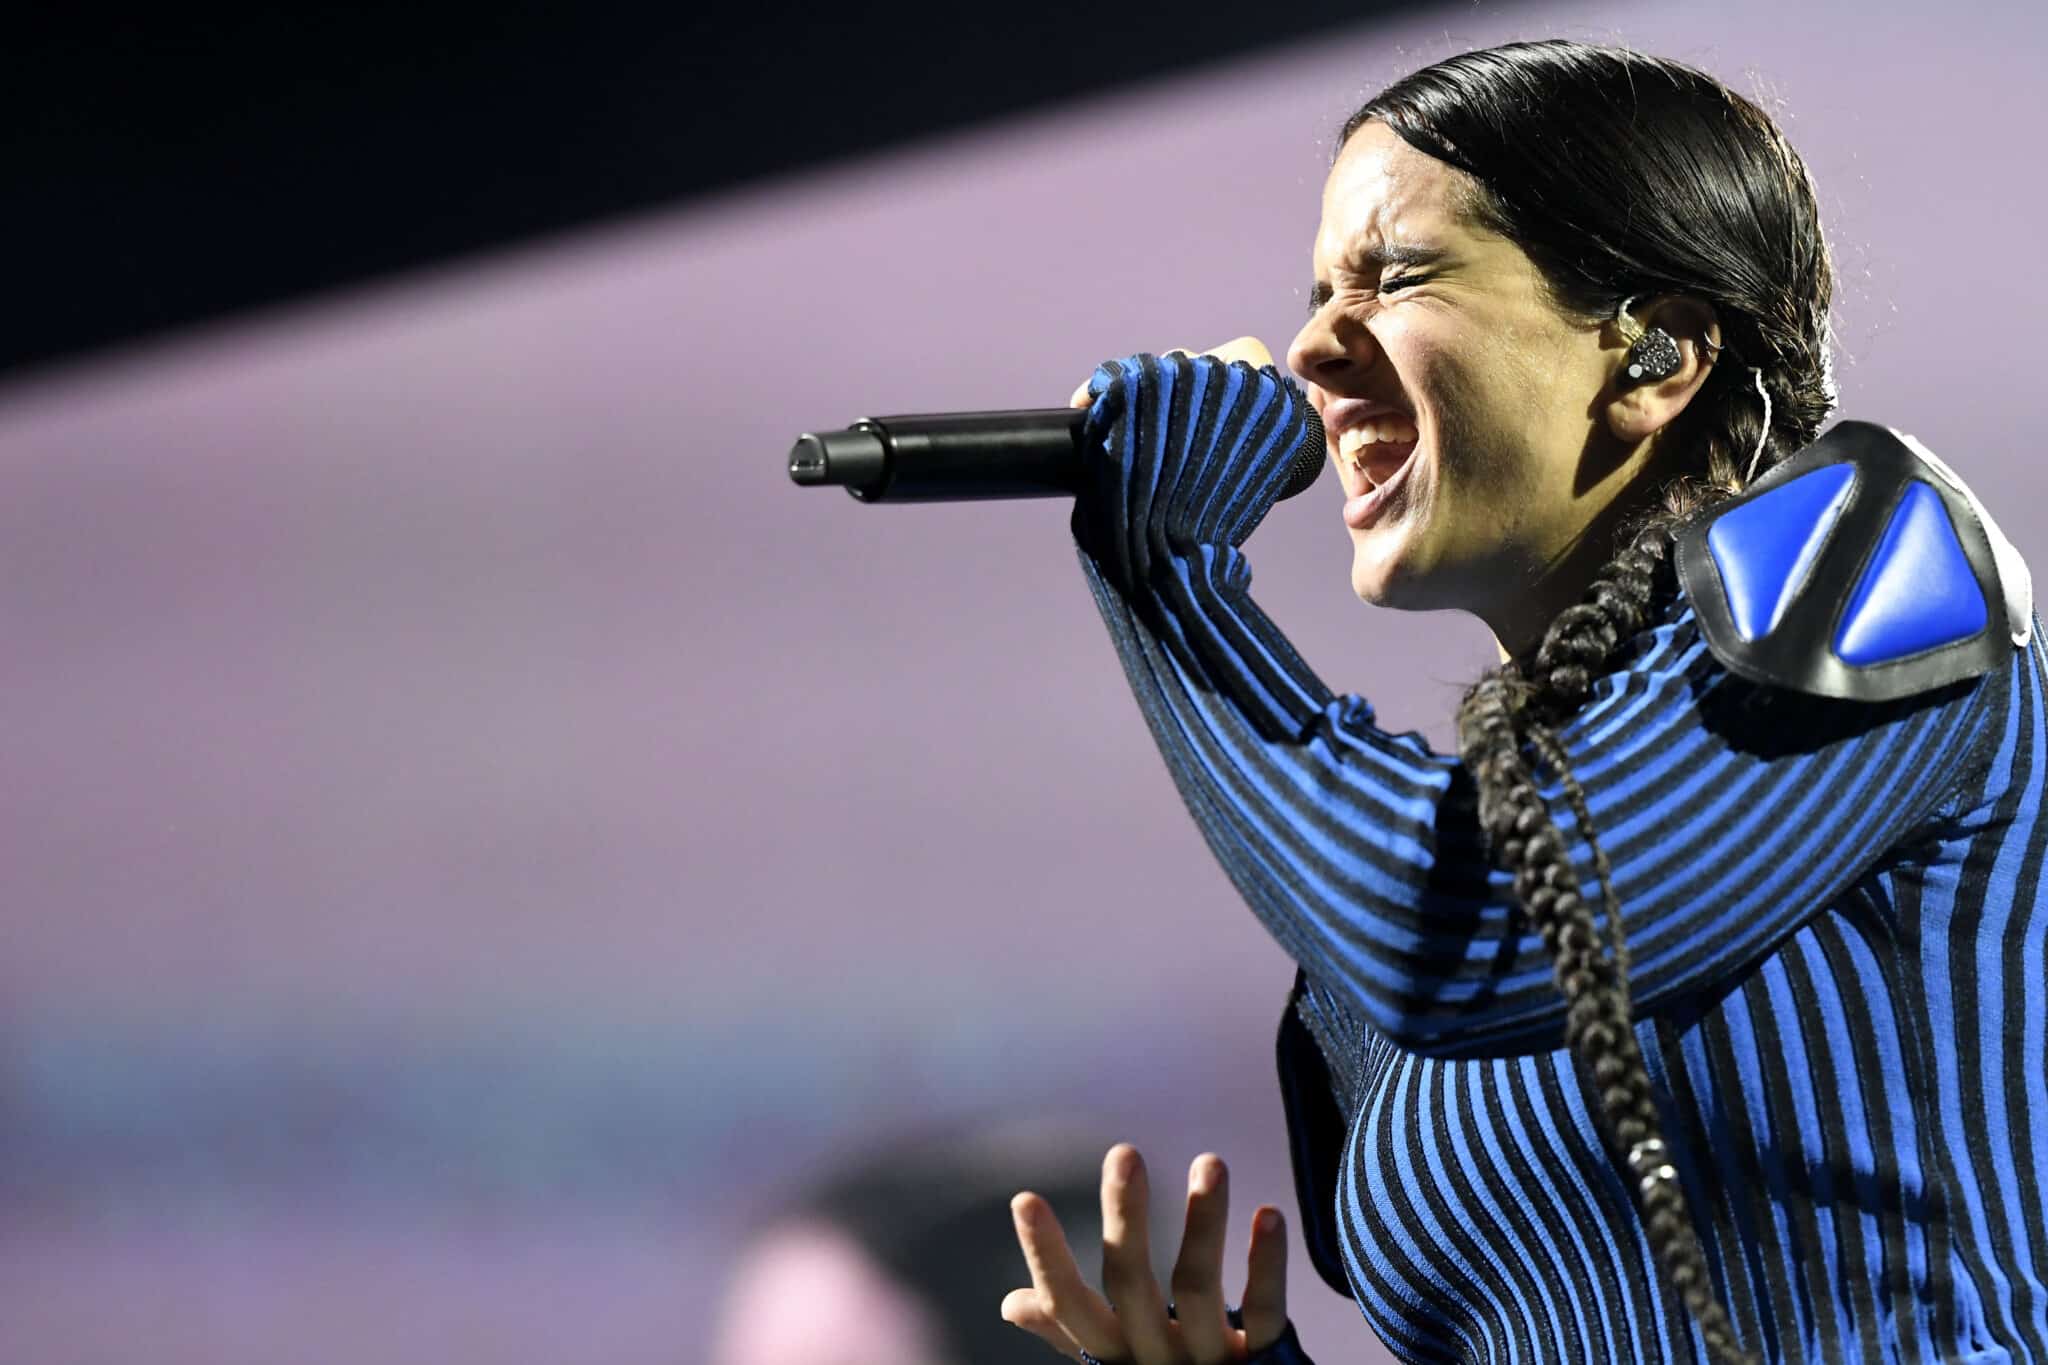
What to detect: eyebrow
<box><xmin>1306</xmin><ymin>243</ymin><xmax>1446</xmax><ymax>316</ymax></box>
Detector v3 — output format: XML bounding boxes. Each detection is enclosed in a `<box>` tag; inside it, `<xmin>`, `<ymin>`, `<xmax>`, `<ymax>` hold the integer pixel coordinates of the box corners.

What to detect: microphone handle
<box><xmin>787</xmin><ymin>405</ymin><xmax>1327</xmax><ymax>504</ymax></box>
<box><xmin>790</xmin><ymin>409</ymin><xmax>1088</xmax><ymax>503</ymax></box>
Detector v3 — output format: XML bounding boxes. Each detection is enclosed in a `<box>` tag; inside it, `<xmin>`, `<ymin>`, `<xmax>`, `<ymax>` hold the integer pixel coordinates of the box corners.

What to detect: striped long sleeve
<box><xmin>1076</xmin><ymin>352</ymin><xmax>2048</xmax><ymax>1361</ymax></box>
<box><xmin>1071</xmin><ymin>353</ymin><xmax>1999</xmax><ymax>1058</ymax></box>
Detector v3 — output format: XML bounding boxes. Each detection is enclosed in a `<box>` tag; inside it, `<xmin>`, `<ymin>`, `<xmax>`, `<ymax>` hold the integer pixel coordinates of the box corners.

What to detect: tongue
<box><xmin>1363</xmin><ymin>438</ymin><xmax>1419</xmax><ymax>488</ymax></box>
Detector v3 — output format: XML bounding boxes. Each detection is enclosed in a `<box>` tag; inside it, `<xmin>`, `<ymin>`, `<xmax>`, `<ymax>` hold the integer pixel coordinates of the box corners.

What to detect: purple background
<box><xmin>2</xmin><ymin>2</ymin><xmax>2043</xmax><ymax>1360</ymax></box>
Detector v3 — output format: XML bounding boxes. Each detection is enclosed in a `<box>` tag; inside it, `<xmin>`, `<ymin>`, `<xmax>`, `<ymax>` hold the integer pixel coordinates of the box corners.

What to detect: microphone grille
<box><xmin>1278</xmin><ymin>400</ymin><xmax>1327</xmax><ymax>502</ymax></box>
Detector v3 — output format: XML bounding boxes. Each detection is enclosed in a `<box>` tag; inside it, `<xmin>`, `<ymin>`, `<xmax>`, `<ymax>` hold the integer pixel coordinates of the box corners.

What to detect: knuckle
<box><xmin>1039</xmin><ymin>1278</ymin><xmax>1090</xmax><ymax>1318</ymax></box>
<box><xmin>1242</xmin><ymin>1285</ymin><xmax>1285</xmax><ymax>1315</ymax></box>
<box><xmin>1099</xmin><ymin>1242</ymin><xmax>1140</xmax><ymax>1280</ymax></box>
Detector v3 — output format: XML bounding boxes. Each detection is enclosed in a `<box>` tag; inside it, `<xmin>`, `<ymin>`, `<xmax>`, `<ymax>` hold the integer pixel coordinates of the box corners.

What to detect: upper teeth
<box><xmin>1336</xmin><ymin>418</ymin><xmax>1419</xmax><ymax>463</ymax></box>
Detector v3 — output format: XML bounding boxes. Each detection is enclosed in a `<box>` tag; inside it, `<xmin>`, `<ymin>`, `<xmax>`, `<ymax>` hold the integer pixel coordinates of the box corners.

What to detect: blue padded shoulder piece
<box><xmin>1674</xmin><ymin>420</ymin><xmax>2025</xmax><ymax>702</ymax></box>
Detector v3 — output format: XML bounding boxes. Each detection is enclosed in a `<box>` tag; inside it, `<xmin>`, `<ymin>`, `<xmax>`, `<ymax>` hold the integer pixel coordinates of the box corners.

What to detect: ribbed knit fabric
<box><xmin>1073</xmin><ymin>353</ymin><xmax>2048</xmax><ymax>1364</ymax></box>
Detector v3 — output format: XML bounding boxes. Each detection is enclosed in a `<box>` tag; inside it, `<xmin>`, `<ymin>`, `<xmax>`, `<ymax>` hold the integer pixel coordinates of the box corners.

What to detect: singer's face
<box><xmin>1285</xmin><ymin>121</ymin><xmax>1635</xmax><ymax>646</ymax></box>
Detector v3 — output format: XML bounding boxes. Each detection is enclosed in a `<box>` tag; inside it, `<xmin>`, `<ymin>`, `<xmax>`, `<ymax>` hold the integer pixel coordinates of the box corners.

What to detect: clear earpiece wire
<box><xmin>1745</xmin><ymin>368</ymin><xmax>1772</xmax><ymax>483</ymax></box>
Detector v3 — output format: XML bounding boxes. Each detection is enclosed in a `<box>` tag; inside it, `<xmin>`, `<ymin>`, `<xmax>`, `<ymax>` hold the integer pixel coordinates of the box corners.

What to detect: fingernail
<box><xmin>1257</xmin><ymin>1209</ymin><xmax>1280</xmax><ymax>1232</ymax></box>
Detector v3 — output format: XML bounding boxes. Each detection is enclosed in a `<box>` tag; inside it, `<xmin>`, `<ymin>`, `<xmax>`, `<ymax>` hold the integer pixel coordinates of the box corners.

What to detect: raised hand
<box><xmin>1001</xmin><ymin>1143</ymin><xmax>1290</xmax><ymax>1364</ymax></box>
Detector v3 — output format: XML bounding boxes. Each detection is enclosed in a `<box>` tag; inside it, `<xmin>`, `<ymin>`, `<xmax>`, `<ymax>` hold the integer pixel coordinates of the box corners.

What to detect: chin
<box><xmin>1347</xmin><ymin>533</ymin><xmax>1414</xmax><ymax>608</ymax></box>
<box><xmin>1349</xmin><ymin>533</ymin><xmax>1461</xmax><ymax>613</ymax></box>
<box><xmin>1350</xmin><ymin>562</ymin><xmax>1392</xmax><ymax>605</ymax></box>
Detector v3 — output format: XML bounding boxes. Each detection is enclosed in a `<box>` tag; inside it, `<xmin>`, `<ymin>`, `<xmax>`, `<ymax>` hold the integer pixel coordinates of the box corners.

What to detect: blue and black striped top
<box><xmin>1070</xmin><ymin>355</ymin><xmax>2048</xmax><ymax>1364</ymax></box>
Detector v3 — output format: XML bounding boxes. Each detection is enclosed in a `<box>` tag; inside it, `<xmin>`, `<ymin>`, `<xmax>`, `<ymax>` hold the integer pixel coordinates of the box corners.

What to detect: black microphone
<box><xmin>787</xmin><ymin>404</ymin><xmax>1327</xmax><ymax>504</ymax></box>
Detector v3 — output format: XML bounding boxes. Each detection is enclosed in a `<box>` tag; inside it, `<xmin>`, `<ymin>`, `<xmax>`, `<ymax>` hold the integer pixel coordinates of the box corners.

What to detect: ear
<box><xmin>1603</xmin><ymin>296</ymin><xmax>1722</xmax><ymax>445</ymax></box>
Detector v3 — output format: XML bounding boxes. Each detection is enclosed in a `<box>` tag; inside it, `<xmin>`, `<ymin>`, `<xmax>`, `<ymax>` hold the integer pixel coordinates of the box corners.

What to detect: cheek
<box><xmin>1412</xmin><ymin>349</ymin><xmax>1551</xmax><ymax>563</ymax></box>
<box><xmin>1349</xmin><ymin>315</ymin><xmax>1591</xmax><ymax>604</ymax></box>
<box><xmin>1408</xmin><ymin>345</ymin><xmax>1502</xmax><ymax>492</ymax></box>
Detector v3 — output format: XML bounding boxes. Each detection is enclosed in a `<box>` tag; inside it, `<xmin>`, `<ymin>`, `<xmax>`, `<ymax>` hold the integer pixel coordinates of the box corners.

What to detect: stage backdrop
<box><xmin>1</xmin><ymin>1</ymin><xmax>2041</xmax><ymax>1360</ymax></box>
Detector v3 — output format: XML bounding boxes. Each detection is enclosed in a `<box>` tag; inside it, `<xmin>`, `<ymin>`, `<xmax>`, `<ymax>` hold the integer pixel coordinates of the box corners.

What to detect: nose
<box><xmin>1286</xmin><ymin>308</ymin><xmax>1379</xmax><ymax>394</ymax></box>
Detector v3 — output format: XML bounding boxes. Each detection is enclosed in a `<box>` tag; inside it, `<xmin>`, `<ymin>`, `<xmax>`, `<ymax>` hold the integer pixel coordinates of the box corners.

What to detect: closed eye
<box><xmin>1304</xmin><ymin>274</ymin><xmax>1428</xmax><ymax>316</ymax></box>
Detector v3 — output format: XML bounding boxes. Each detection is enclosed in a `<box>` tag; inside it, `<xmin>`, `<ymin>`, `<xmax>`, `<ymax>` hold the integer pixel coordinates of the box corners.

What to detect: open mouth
<box><xmin>1335</xmin><ymin>417</ymin><xmax>1421</xmax><ymax>497</ymax></box>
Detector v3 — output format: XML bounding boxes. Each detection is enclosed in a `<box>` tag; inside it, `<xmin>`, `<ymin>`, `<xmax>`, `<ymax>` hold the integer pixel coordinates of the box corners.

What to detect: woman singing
<box><xmin>997</xmin><ymin>40</ymin><xmax>2047</xmax><ymax>1365</ymax></box>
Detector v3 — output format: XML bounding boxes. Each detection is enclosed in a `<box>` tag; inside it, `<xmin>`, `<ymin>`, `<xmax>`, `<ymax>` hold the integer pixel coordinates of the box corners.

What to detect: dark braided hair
<box><xmin>1343</xmin><ymin>41</ymin><xmax>1839</xmax><ymax>1364</ymax></box>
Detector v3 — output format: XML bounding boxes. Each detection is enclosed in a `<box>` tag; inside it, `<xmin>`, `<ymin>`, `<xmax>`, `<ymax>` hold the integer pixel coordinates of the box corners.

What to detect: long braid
<box><xmin>1456</xmin><ymin>505</ymin><xmax>1757</xmax><ymax>1365</ymax></box>
<box><xmin>1523</xmin><ymin>724</ymin><xmax>1628</xmax><ymax>981</ymax></box>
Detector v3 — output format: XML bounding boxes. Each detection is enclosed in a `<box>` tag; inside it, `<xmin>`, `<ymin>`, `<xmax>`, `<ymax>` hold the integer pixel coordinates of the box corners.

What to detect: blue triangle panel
<box><xmin>1835</xmin><ymin>480</ymin><xmax>1988</xmax><ymax>666</ymax></box>
<box><xmin>1706</xmin><ymin>462</ymin><xmax>1857</xmax><ymax>641</ymax></box>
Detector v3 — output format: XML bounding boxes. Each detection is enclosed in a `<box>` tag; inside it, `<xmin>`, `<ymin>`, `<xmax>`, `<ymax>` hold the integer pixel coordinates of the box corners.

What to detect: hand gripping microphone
<box><xmin>787</xmin><ymin>399</ymin><xmax>1327</xmax><ymax>504</ymax></box>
